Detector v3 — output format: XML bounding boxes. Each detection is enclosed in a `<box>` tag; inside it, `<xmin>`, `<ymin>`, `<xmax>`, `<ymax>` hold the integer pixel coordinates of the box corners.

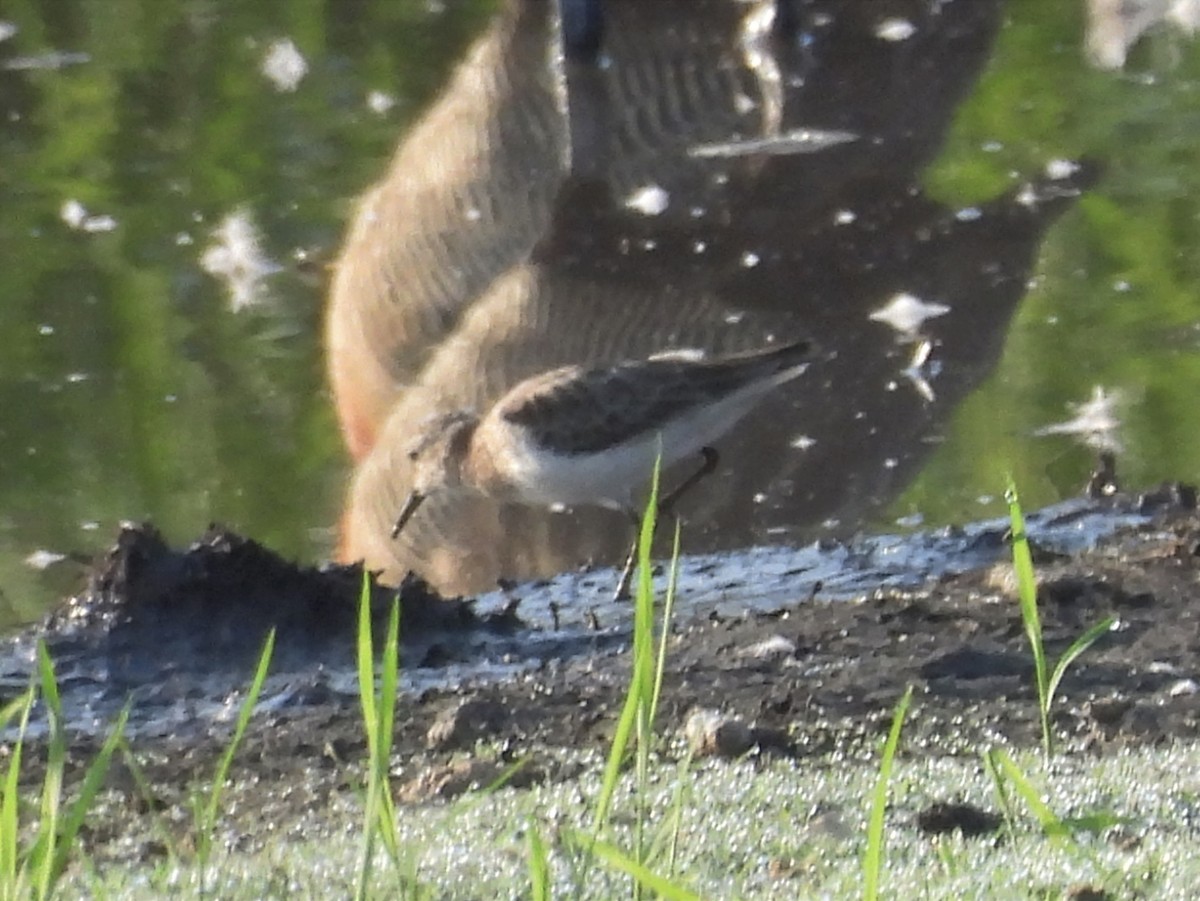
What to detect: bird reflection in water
<box><xmin>326</xmin><ymin>0</ymin><xmax>1096</xmax><ymax>595</ymax></box>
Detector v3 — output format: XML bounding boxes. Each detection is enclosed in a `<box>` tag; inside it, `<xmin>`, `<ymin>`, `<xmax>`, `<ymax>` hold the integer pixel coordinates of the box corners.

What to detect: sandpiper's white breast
<box><xmin>483</xmin><ymin>416</ymin><xmax>648</xmax><ymax>509</ymax></box>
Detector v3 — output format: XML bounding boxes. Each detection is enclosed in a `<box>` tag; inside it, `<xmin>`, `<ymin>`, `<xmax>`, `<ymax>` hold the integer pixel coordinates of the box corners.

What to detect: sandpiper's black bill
<box><xmin>391</xmin><ymin>491</ymin><xmax>426</xmax><ymax>538</ymax></box>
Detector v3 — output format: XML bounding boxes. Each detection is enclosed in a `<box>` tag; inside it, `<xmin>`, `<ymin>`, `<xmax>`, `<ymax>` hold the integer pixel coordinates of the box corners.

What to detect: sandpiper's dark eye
<box><xmin>407</xmin><ymin>449</ymin><xmax>419</xmax><ymax>461</ymax></box>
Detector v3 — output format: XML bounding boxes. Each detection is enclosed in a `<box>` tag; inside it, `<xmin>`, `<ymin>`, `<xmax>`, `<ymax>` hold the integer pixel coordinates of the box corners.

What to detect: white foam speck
<box><xmin>61</xmin><ymin>198</ymin><xmax>117</xmax><ymax>232</ymax></box>
<box><xmin>86</xmin><ymin>214</ymin><xmax>116</xmax><ymax>232</ymax></box>
<box><xmin>261</xmin><ymin>38</ymin><xmax>307</xmax><ymax>92</ymax></box>
<box><xmin>200</xmin><ymin>208</ymin><xmax>282</xmax><ymax>312</ymax></box>
<box><xmin>1169</xmin><ymin>679</ymin><xmax>1199</xmax><ymax>697</ymax></box>
<box><xmin>61</xmin><ymin>199</ymin><xmax>86</xmax><ymax>229</ymax></box>
<box><xmin>834</xmin><ymin>209</ymin><xmax>856</xmax><ymax>225</ymax></box>
<box><xmin>25</xmin><ymin>550</ymin><xmax>66</xmax><ymax>570</ymax></box>
<box><xmin>0</xmin><ymin>22</ymin><xmax>17</xmax><ymax>42</ymax></box>
<box><xmin>1045</xmin><ymin>158</ymin><xmax>1080</xmax><ymax>180</ymax></box>
<box><xmin>625</xmin><ymin>185</ymin><xmax>670</xmax><ymax>216</ymax></box>
<box><xmin>4</xmin><ymin>50</ymin><xmax>89</xmax><ymax>70</ymax></box>
<box><xmin>648</xmin><ymin>347</ymin><xmax>706</xmax><ymax>362</ymax></box>
<box><xmin>1034</xmin><ymin>386</ymin><xmax>1123</xmax><ymax>452</ymax></box>
<box><xmin>868</xmin><ymin>292</ymin><xmax>951</xmax><ymax>336</ymax></box>
<box><xmin>740</xmin><ymin>250</ymin><xmax>760</xmax><ymax>267</ymax></box>
<box><xmin>367</xmin><ymin>90</ymin><xmax>396</xmax><ymax>114</ymax></box>
<box><xmin>875</xmin><ymin>18</ymin><xmax>916</xmax><ymax>41</ymax></box>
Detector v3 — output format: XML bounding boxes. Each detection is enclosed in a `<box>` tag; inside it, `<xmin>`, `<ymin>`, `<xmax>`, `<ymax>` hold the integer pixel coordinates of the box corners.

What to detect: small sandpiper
<box><xmin>392</xmin><ymin>339</ymin><xmax>816</xmax><ymax>597</ymax></box>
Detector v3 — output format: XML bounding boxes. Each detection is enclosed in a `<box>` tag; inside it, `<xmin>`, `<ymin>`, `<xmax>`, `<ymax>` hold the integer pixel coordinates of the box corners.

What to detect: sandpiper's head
<box><xmin>391</xmin><ymin>410</ymin><xmax>479</xmax><ymax>538</ymax></box>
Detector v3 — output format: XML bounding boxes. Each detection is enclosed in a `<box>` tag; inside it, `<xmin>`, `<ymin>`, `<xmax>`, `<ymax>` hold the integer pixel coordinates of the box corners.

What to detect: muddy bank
<box><xmin>1</xmin><ymin>487</ymin><xmax>1197</xmax><ymax>862</ymax></box>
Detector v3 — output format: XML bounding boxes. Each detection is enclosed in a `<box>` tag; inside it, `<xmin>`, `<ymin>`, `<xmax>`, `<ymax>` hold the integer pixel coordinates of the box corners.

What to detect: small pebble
<box><xmin>683</xmin><ymin>707</ymin><xmax>755</xmax><ymax>758</ymax></box>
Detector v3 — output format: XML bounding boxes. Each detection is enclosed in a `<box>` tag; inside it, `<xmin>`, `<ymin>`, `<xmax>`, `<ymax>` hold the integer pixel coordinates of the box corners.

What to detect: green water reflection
<box><xmin>0</xmin><ymin>0</ymin><xmax>496</xmax><ymax>622</ymax></box>
<box><xmin>905</xmin><ymin>0</ymin><xmax>1200</xmax><ymax>523</ymax></box>
<box><xmin>0</xmin><ymin>0</ymin><xmax>1197</xmax><ymax>624</ymax></box>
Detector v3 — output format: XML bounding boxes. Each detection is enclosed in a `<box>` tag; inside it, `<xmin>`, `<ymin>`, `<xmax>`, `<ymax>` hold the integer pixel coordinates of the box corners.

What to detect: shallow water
<box><xmin>1</xmin><ymin>0</ymin><xmax>1199</xmax><ymax>624</ymax></box>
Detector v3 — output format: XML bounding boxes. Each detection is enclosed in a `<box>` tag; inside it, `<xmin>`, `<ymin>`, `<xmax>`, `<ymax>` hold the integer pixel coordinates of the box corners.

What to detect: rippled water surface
<box><xmin>1</xmin><ymin>0</ymin><xmax>1198</xmax><ymax>624</ymax></box>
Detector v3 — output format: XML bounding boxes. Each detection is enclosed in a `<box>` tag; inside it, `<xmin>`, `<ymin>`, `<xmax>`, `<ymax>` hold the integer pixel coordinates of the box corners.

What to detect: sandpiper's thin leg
<box><xmin>658</xmin><ymin>446</ymin><xmax>719</xmax><ymax>515</ymax></box>
<box><xmin>614</xmin><ymin>542</ymin><xmax>638</xmax><ymax>601</ymax></box>
<box><xmin>613</xmin><ymin>509</ymin><xmax>642</xmax><ymax>601</ymax></box>
<box><xmin>560</xmin><ymin>0</ymin><xmax>604</xmax><ymax>62</ymax></box>
<box><xmin>612</xmin><ymin>447</ymin><xmax>720</xmax><ymax>601</ymax></box>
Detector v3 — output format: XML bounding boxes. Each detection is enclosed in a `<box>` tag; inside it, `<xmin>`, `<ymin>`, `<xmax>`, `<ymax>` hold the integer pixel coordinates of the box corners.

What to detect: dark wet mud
<box><xmin>7</xmin><ymin>487</ymin><xmax>1200</xmax><ymax>863</ymax></box>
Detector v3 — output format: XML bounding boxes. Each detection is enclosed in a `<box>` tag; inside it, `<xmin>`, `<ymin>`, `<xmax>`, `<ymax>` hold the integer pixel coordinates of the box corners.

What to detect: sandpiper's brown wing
<box><xmin>499</xmin><ymin>340</ymin><xmax>813</xmax><ymax>455</ymax></box>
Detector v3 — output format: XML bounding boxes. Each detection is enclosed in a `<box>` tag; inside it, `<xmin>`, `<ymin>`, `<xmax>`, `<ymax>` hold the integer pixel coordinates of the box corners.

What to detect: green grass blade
<box><xmin>982</xmin><ymin>747</ymin><xmax>1015</xmax><ymax>830</ymax></box>
<box><xmin>592</xmin><ymin>461</ymin><xmax>663</xmax><ymax>838</ymax></box>
<box><xmin>32</xmin><ymin>644</ymin><xmax>65</xmax><ymax>900</ymax></box>
<box><xmin>356</xmin><ymin>571</ymin><xmax>379</xmax><ymax>900</ymax></box>
<box><xmin>863</xmin><ymin>684</ymin><xmax>914</xmax><ymax>901</ymax></box>
<box><xmin>1006</xmin><ymin>479</ymin><xmax>1052</xmax><ymax>756</ymax></box>
<box><xmin>591</xmin><ymin>676</ymin><xmax>641</xmax><ymax>836</ymax></box>
<box><xmin>584</xmin><ymin>835</ymin><xmax>701</xmax><ymax>901</ymax></box>
<box><xmin>0</xmin><ymin>681</ymin><xmax>36</xmax><ymax>895</ymax></box>
<box><xmin>357</xmin><ymin>572</ymin><xmax>378</xmax><ymax>764</ymax></box>
<box><xmin>0</xmin><ymin>696</ymin><xmax>29</xmax><ymax>733</ymax></box>
<box><xmin>987</xmin><ymin>749</ymin><xmax>1070</xmax><ymax>840</ymax></box>
<box><xmin>373</xmin><ymin>599</ymin><xmax>402</xmax><ymax>867</ymax></box>
<box><xmin>35</xmin><ymin>642</ymin><xmax>61</xmax><ymax>717</ymax></box>
<box><xmin>1047</xmin><ymin>615</ymin><xmax>1116</xmax><ymax>710</ymax></box>
<box><xmin>634</xmin><ymin>458</ymin><xmax>660</xmax><ymax>723</ymax></box>
<box><xmin>527</xmin><ymin>821</ymin><xmax>551</xmax><ymax>901</ymax></box>
<box><xmin>635</xmin><ymin>455</ymin><xmax>660</xmax><ymax>620</ymax></box>
<box><xmin>0</xmin><ymin>686</ymin><xmax>35</xmax><ymax>892</ymax></box>
<box><xmin>117</xmin><ymin>738</ymin><xmax>179</xmax><ymax>861</ymax></box>
<box><xmin>48</xmin><ymin>705</ymin><xmax>130</xmax><ymax>888</ymax></box>
<box><xmin>197</xmin><ymin>628</ymin><xmax>275</xmax><ymax>866</ymax></box>
<box><xmin>1004</xmin><ymin>480</ymin><xmax>1041</xmax><ymax>647</ymax></box>
<box><xmin>660</xmin><ymin>749</ymin><xmax>695</xmax><ymax>879</ymax></box>
<box><xmin>378</xmin><ymin>599</ymin><xmax>400</xmax><ymax>749</ymax></box>
<box><xmin>649</xmin><ymin>519</ymin><xmax>681</xmax><ymax>732</ymax></box>
<box><xmin>630</xmin><ymin>459</ymin><xmax>663</xmax><ymax>888</ymax></box>
<box><xmin>356</xmin><ymin>572</ymin><xmax>405</xmax><ymax>898</ymax></box>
